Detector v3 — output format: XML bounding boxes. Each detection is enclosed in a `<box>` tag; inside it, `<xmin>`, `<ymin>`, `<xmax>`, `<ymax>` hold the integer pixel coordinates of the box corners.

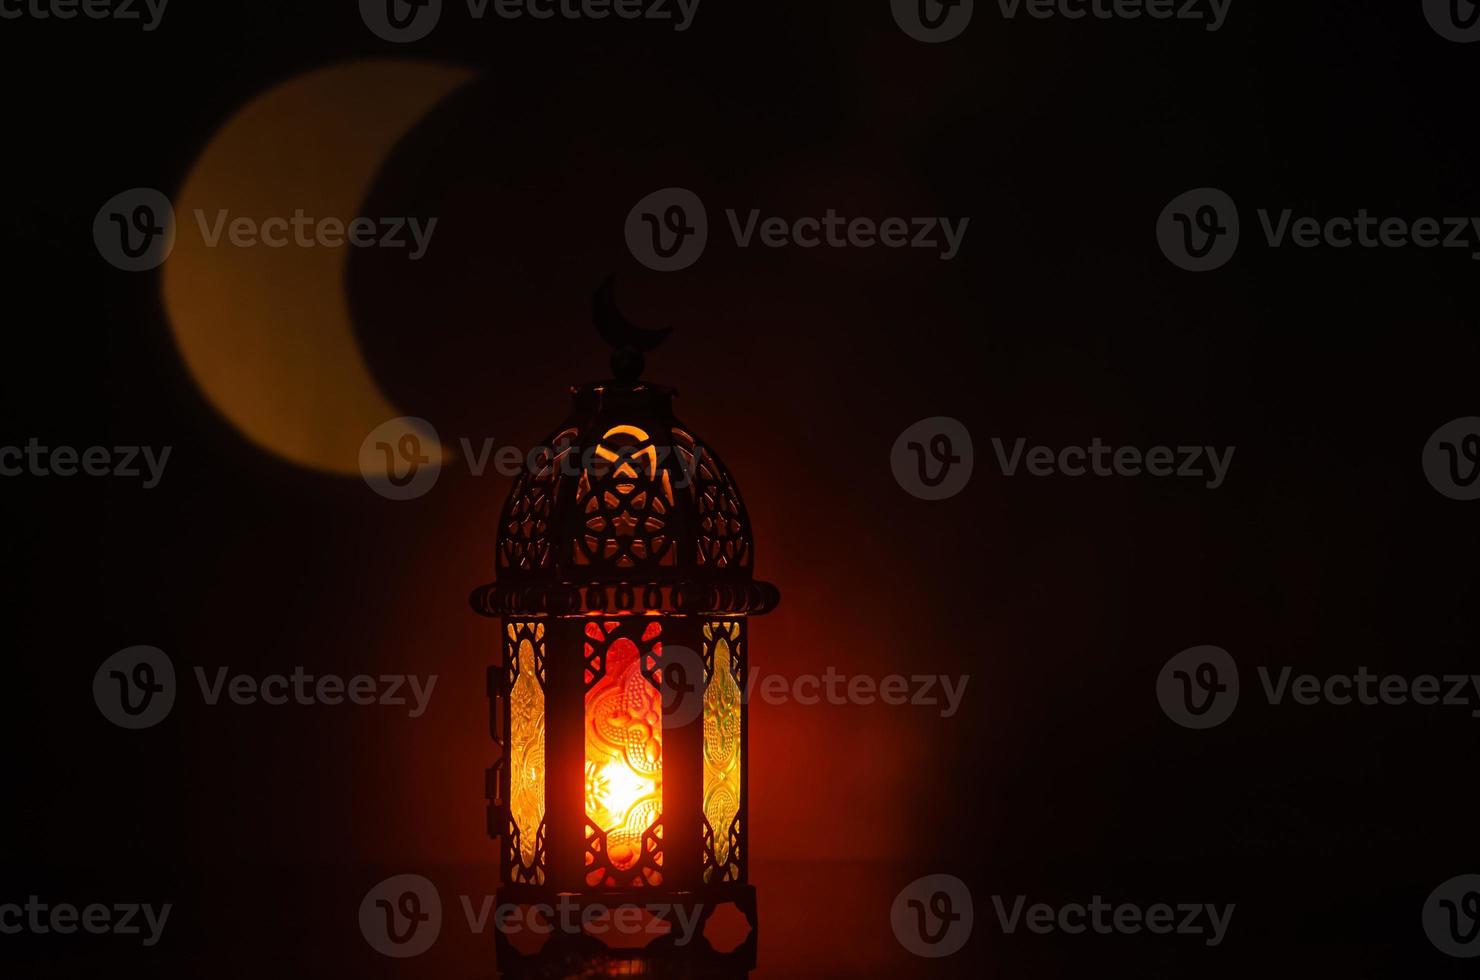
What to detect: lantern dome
<box><xmin>470</xmin><ymin>284</ymin><xmax>779</xmax><ymax>621</ymax></box>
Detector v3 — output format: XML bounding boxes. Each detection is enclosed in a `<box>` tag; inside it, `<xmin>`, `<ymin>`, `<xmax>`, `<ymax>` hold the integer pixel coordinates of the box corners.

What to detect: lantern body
<box><xmin>472</xmin><ymin>380</ymin><xmax>777</xmax><ymax>961</ymax></box>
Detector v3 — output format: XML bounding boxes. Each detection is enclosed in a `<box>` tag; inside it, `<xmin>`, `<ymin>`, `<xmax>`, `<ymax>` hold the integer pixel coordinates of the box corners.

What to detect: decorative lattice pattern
<box><xmin>673</xmin><ymin>428</ymin><xmax>752</xmax><ymax>572</ymax></box>
<box><xmin>572</xmin><ymin>425</ymin><xmax>677</xmax><ymax>572</ymax></box>
<box><xmin>498</xmin><ymin>427</ymin><xmax>578</xmax><ymax>574</ymax></box>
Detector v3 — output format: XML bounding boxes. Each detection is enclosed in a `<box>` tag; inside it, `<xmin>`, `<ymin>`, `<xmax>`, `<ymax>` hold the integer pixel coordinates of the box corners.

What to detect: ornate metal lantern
<box><xmin>470</xmin><ymin>281</ymin><xmax>779</xmax><ymax>969</ymax></box>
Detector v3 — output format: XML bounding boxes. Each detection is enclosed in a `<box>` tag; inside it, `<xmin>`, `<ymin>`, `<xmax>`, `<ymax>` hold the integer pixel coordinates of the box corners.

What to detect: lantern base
<box><xmin>492</xmin><ymin>882</ymin><xmax>757</xmax><ymax>978</ymax></box>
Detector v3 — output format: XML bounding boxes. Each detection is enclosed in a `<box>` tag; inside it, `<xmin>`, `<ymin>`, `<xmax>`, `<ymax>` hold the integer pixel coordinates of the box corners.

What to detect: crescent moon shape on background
<box><xmin>162</xmin><ymin>60</ymin><xmax>473</xmax><ymax>475</ymax></box>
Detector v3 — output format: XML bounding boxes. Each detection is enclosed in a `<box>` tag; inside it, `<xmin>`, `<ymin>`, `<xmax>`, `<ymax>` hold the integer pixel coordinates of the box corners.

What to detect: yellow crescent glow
<box><xmin>163</xmin><ymin>60</ymin><xmax>472</xmax><ymax>474</ymax></box>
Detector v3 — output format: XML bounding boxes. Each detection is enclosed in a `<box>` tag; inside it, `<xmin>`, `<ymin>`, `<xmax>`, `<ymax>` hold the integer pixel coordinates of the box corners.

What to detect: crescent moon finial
<box><xmin>594</xmin><ymin>275</ymin><xmax>671</xmax><ymax>382</ymax></box>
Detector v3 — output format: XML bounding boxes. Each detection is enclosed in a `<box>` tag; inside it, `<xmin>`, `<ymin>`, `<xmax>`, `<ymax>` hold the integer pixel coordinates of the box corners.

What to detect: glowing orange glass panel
<box><xmin>508</xmin><ymin>625</ymin><xmax>545</xmax><ymax>880</ymax></box>
<box><xmin>584</xmin><ymin>631</ymin><xmax>662</xmax><ymax>875</ymax></box>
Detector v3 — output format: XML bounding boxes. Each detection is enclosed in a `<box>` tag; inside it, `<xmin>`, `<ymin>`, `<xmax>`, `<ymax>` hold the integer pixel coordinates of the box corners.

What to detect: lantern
<box><xmin>470</xmin><ymin>280</ymin><xmax>779</xmax><ymax>970</ymax></box>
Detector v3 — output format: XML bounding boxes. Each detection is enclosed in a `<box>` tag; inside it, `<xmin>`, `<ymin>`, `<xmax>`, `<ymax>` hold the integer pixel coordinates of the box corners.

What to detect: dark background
<box><xmin>4</xmin><ymin>1</ymin><xmax>1478</xmax><ymax>976</ymax></box>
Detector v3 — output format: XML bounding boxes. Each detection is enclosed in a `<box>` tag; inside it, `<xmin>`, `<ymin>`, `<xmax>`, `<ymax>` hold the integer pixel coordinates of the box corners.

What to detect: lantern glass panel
<box><xmin>507</xmin><ymin>621</ymin><xmax>547</xmax><ymax>884</ymax></box>
<box><xmin>702</xmin><ymin>620</ymin><xmax>743</xmax><ymax>881</ymax></box>
<box><xmin>583</xmin><ymin>618</ymin><xmax>665</xmax><ymax>887</ymax></box>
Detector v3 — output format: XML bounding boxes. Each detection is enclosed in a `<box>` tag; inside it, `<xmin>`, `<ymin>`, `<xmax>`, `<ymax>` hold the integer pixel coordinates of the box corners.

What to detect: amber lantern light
<box><xmin>470</xmin><ymin>280</ymin><xmax>779</xmax><ymax>970</ymax></box>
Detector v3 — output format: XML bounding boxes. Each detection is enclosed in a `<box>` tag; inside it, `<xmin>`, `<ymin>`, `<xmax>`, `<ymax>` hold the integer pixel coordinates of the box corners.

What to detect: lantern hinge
<box><xmin>487</xmin><ymin>665</ymin><xmax>508</xmax><ymax>752</ymax></box>
<box><xmin>486</xmin><ymin>761</ymin><xmax>506</xmax><ymax>841</ymax></box>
